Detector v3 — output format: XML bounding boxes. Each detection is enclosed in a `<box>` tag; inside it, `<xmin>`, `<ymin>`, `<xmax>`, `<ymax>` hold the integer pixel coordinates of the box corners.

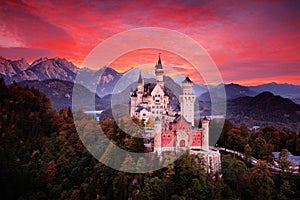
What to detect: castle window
<box><xmin>168</xmin><ymin>135</ymin><xmax>170</xmax><ymax>138</ymax></box>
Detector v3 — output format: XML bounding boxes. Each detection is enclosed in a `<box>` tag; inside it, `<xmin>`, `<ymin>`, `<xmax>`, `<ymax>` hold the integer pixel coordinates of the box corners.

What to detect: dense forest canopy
<box><xmin>0</xmin><ymin>79</ymin><xmax>299</xmax><ymax>199</ymax></box>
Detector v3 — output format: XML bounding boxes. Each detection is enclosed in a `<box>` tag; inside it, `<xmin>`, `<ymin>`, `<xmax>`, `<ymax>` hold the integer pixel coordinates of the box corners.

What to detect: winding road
<box><xmin>212</xmin><ymin>147</ymin><xmax>299</xmax><ymax>174</ymax></box>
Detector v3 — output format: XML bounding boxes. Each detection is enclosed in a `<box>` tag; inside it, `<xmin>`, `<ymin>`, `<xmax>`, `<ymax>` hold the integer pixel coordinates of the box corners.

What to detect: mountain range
<box><xmin>249</xmin><ymin>82</ymin><xmax>300</xmax><ymax>104</ymax></box>
<box><xmin>1</xmin><ymin>56</ymin><xmax>299</xmax><ymax>101</ymax></box>
<box><xmin>0</xmin><ymin>56</ymin><xmax>78</xmax><ymax>83</ymax></box>
<box><xmin>198</xmin><ymin>91</ymin><xmax>300</xmax><ymax>131</ymax></box>
<box><xmin>198</xmin><ymin>83</ymin><xmax>258</xmax><ymax>101</ymax></box>
<box><xmin>2</xmin><ymin>56</ymin><xmax>300</xmax><ymax>103</ymax></box>
<box><xmin>1</xmin><ymin>56</ymin><xmax>300</xmax><ymax>131</ymax></box>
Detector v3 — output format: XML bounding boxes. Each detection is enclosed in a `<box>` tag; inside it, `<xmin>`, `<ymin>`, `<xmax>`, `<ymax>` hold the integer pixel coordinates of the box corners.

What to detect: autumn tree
<box><xmin>251</xmin><ymin>160</ymin><xmax>274</xmax><ymax>200</ymax></box>
<box><xmin>146</xmin><ymin>116</ymin><xmax>154</xmax><ymax>128</ymax></box>
<box><xmin>279</xmin><ymin>149</ymin><xmax>294</xmax><ymax>173</ymax></box>
<box><xmin>252</xmin><ymin>136</ymin><xmax>274</xmax><ymax>162</ymax></box>
<box><xmin>221</xmin><ymin>154</ymin><xmax>249</xmax><ymax>198</ymax></box>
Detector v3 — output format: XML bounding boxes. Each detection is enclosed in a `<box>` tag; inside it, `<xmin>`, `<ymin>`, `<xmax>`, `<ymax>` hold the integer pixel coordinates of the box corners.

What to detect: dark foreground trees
<box><xmin>0</xmin><ymin>79</ymin><xmax>299</xmax><ymax>199</ymax></box>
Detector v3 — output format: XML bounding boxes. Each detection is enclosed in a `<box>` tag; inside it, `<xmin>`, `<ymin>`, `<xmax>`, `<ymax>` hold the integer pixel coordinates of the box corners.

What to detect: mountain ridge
<box><xmin>1</xmin><ymin>56</ymin><xmax>300</xmax><ymax>104</ymax></box>
<box><xmin>226</xmin><ymin>91</ymin><xmax>300</xmax><ymax>131</ymax></box>
<box><xmin>18</xmin><ymin>79</ymin><xmax>108</xmax><ymax>111</ymax></box>
<box><xmin>198</xmin><ymin>83</ymin><xmax>258</xmax><ymax>101</ymax></box>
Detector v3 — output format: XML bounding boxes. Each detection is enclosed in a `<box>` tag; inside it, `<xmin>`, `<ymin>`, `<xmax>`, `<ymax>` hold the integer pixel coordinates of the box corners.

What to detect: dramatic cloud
<box><xmin>0</xmin><ymin>0</ymin><xmax>299</xmax><ymax>85</ymax></box>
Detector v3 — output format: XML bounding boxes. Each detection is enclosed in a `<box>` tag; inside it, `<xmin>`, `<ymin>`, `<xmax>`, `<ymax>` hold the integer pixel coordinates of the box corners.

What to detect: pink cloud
<box><xmin>0</xmin><ymin>0</ymin><xmax>299</xmax><ymax>85</ymax></box>
<box><xmin>0</xmin><ymin>47</ymin><xmax>54</xmax><ymax>63</ymax></box>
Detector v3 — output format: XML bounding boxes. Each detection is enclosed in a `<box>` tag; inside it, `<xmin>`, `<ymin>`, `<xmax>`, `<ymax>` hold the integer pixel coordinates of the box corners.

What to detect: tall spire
<box><xmin>155</xmin><ymin>53</ymin><xmax>163</xmax><ymax>69</ymax></box>
<box><xmin>138</xmin><ymin>72</ymin><xmax>143</xmax><ymax>84</ymax></box>
<box><xmin>155</xmin><ymin>53</ymin><xmax>164</xmax><ymax>87</ymax></box>
<box><xmin>158</xmin><ymin>53</ymin><xmax>161</xmax><ymax>64</ymax></box>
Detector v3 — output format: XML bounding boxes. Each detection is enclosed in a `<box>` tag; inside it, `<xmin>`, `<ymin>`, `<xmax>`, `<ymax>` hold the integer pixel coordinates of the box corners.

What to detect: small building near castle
<box><xmin>129</xmin><ymin>55</ymin><xmax>221</xmax><ymax>174</ymax></box>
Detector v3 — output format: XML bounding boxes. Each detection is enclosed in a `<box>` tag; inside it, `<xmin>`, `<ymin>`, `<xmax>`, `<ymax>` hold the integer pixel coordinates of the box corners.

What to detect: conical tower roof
<box><xmin>138</xmin><ymin>72</ymin><xmax>143</xmax><ymax>84</ymax></box>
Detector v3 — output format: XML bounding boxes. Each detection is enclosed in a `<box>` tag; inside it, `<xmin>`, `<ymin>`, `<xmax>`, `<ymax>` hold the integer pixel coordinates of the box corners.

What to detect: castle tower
<box><xmin>155</xmin><ymin>54</ymin><xmax>164</xmax><ymax>88</ymax></box>
<box><xmin>202</xmin><ymin>117</ymin><xmax>209</xmax><ymax>151</ymax></box>
<box><xmin>137</xmin><ymin>72</ymin><xmax>144</xmax><ymax>104</ymax></box>
<box><xmin>153</xmin><ymin>117</ymin><xmax>162</xmax><ymax>154</ymax></box>
<box><xmin>137</xmin><ymin>72</ymin><xmax>144</xmax><ymax>92</ymax></box>
<box><xmin>179</xmin><ymin>77</ymin><xmax>196</xmax><ymax>126</ymax></box>
<box><xmin>130</xmin><ymin>88</ymin><xmax>136</xmax><ymax>117</ymax></box>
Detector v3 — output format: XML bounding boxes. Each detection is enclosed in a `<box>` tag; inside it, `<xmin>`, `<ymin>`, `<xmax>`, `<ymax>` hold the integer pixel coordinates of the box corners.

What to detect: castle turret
<box><xmin>130</xmin><ymin>90</ymin><xmax>137</xmax><ymax>117</ymax></box>
<box><xmin>202</xmin><ymin>116</ymin><xmax>209</xmax><ymax>151</ymax></box>
<box><xmin>155</xmin><ymin>54</ymin><xmax>164</xmax><ymax>88</ymax></box>
<box><xmin>137</xmin><ymin>72</ymin><xmax>144</xmax><ymax>104</ymax></box>
<box><xmin>179</xmin><ymin>77</ymin><xmax>196</xmax><ymax>126</ymax></box>
<box><xmin>137</xmin><ymin>72</ymin><xmax>144</xmax><ymax>92</ymax></box>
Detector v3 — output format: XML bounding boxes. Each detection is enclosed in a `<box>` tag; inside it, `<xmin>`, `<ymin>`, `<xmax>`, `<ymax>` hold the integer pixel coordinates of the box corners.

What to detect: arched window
<box><xmin>180</xmin><ymin>140</ymin><xmax>185</xmax><ymax>147</ymax></box>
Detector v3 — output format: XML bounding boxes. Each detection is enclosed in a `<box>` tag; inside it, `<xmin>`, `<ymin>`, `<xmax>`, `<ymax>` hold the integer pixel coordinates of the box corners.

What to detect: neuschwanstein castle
<box><xmin>129</xmin><ymin>55</ymin><xmax>221</xmax><ymax>173</ymax></box>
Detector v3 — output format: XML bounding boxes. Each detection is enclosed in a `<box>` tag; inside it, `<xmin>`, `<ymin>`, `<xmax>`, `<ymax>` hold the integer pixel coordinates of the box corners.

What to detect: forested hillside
<box><xmin>0</xmin><ymin>78</ymin><xmax>299</xmax><ymax>199</ymax></box>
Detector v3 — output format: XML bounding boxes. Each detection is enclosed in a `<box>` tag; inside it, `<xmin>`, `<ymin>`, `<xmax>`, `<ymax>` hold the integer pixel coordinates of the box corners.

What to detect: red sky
<box><xmin>0</xmin><ymin>0</ymin><xmax>299</xmax><ymax>85</ymax></box>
